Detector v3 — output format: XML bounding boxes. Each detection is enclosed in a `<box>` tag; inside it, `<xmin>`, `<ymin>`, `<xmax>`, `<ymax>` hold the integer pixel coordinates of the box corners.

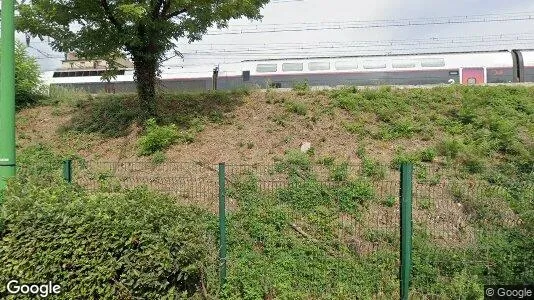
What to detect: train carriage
<box><xmin>41</xmin><ymin>49</ymin><xmax>532</xmax><ymax>93</ymax></box>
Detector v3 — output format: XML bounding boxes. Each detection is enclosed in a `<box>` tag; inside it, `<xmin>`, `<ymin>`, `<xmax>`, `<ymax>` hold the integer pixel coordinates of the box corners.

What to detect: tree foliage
<box><xmin>0</xmin><ymin>41</ymin><xmax>43</xmax><ymax>107</ymax></box>
<box><xmin>17</xmin><ymin>0</ymin><xmax>270</xmax><ymax>117</ymax></box>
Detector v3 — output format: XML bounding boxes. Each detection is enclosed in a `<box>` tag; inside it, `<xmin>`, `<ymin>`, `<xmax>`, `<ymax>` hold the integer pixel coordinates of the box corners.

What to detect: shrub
<box><xmin>274</xmin><ymin>150</ymin><xmax>312</xmax><ymax>178</ymax></box>
<box><xmin>437</xmin><ymin>138</ymin><xmax>463</xmax><ymax>159</ymax></box>
<box><xmin>292</xmin><ymin>80</ymin><xmax>310</xmax><ymax>92</ymax></box>
<box><xmin>361</xmin><ymin>157</ymin><xmax>386</xmax><ymax>180</ymax></box>
<box><xmin>335</xmin><ymin>179</ymin><xmax>375</xmax><ymax>213</ymax></box>
<box><xmin>0</xmin><ymin>183</ymin><xmax>215</xmax><ymax>299</ymax></box>
<box><xmin>138</xmin><ymin>118</ymin><xmax>180</xmax><ymax>156</ymax></box>
<box><xmin>0</xmin><ymin>41</ymin><xmax>45</xmax><ymax>108</ymax></box>
<box><xmin>419</xmin><ymin>147</ymin><xmax>437</xmax><ymax>162</ymax></box>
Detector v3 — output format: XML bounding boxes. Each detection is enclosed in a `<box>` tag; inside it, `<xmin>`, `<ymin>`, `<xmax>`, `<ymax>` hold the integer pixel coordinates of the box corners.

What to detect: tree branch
<box><xmin>153</xmin><ymin>0</ymin><xmax>164</xmax><ymax>19</ymax></box>
<box><xmin>160</xmin><ymin>0</ymin><xmax>171</xmax><ymax>17</ymax></box>
<box><xmin>100</xmin><ymin>0</ymin><xmax>122</xmax><ymax>30</ymax></box>
<box><xmin>165</xmin><ymin>8</ymin><xmax>188</xmax><ymax>19</ymax></box>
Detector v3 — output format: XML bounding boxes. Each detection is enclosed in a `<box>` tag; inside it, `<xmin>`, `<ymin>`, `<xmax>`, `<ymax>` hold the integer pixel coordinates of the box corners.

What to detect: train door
<box><xmin>461</xmin><ymin>68</ymin><xmax>485</xmax><ymax>85</ymax></box>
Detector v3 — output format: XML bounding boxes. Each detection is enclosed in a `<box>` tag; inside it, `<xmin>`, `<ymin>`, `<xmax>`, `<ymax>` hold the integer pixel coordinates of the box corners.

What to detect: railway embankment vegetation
<box><xmin>0</xmin><ymin>42</ymin><xmax>46</xmax><ymax>108</ymax></box>
<box><xmin>2</xmin><ymin>84</ymin><xmax>533</xmax><ymax>298</ymax></box>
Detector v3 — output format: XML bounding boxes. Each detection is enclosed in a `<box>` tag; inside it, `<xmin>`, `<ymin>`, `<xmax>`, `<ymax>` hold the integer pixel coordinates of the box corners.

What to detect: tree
<box><xmin>17</xmin><ymin>0</ymin><xmax>270</xmax><ymax>119</ymax></box>
<box><xmin>0</xmin><ymin>41</ymin><xmax>43</xmax><ymax>108</ymax></box>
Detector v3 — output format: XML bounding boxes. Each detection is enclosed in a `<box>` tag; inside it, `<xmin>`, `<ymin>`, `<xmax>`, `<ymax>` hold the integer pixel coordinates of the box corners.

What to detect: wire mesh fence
<box><xmin>63</xmin><ymin>159</ymin><xmax>532</xmax><ymax>298</ymax></box>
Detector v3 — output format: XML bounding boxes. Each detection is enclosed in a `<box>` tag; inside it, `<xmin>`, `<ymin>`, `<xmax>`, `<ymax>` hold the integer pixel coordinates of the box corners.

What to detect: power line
<box><xmin>204</xmin><ymin>12</ymin><xmax>534</xmax><ymax>35</ymax></box>
<box><xmin>176</xmin><ymin>32</ymin><xmax>534</xmax><ymax>48</ymax></box>
<box><xmin>179</xmin><ymin>42</ymin><xmax>534</xmax><ymax>58</ymax></box>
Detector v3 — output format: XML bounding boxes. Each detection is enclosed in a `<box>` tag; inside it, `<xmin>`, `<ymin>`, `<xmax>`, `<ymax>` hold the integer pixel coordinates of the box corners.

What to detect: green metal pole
<box><xmin>218</xmin><ymin>162</ymin><xmax>227</xmax><ymax>291</ymax></box>
<box><xmin>399</xmin><ymin>163</ymin><xmax>413</xmax><ymax>300</ymax></box>
<box><xmin>63</xmin><ymin>159</ymin><xmax>72</xmax><ymax>183</ymax></box>
<box><xmin>0</xmin><ymin>0</ymin><xmax>17</xmax><ymax>191</ymax></box>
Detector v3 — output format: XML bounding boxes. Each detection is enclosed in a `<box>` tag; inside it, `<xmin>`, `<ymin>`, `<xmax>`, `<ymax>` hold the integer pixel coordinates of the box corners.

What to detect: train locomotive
<box><xmin>41</xmin><ymin>49</ymin><xmax>534</xmax><ymax>93</ymax></box>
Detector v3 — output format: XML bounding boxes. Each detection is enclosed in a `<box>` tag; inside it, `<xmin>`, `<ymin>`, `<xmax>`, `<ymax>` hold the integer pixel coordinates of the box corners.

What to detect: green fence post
<box><xmin>400</xmin><ymin>163</ymin><xmax>413</xmax><ymax>300</ymax></box>
<box><xmin>0</xmin><ymin>0</ymin><xmax>17</xmax><ymax>191</ymax></box>
<box><xmin>63</xmin><ymin>159</ymin><xmax>72</xmax><ymax>183</ymax></box>
<box><xmin>218</xmin><ymin>162</ymin><xmax>227</xmax><ymax>291</ymax></box>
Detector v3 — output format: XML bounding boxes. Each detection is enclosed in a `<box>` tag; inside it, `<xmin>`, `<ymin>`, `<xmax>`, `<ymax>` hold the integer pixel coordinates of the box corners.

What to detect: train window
<box><xmin>309</xmin><ymin>62</ymin><xmax>330</xmax><ymax>71</ymax></box>
<box><xmin>282</xmin><ymin>63</ymin><xmax>303</xmax><ymax>72</ymax></box>
<box><xmin>242</xmin><ymin>70</ymin><xmax>250</xmax><ymax>81</ymax></box>
<box><xmin>421</xmin><ymin>58</ymin><xmax>445</xmax><ymax>67</ymax></box>
<box><xmin>90</xmin><ymin>71</ymin><xmax>98</xmax><ymax>76</ymax></box>
<box><xmin>449</xmin><ymin>71</ymin><xmax>459</xmax><ymax>76</ymax></box>
<box><xmin>392</xmin><ymin>61</ymin><xmax>417</xmax><ymax>68</ymax></box>
<box><xmin>363</xmin><ymin>61</ymin><xmax>387</xmax><ymax>69</ymax></box>
<box><xmin>257</xmin><ymin>64</ymin><xmax>277</xmax><ymax>73</ymax></box>
<box><xmin>335</xmin><ymin>61</ymin><xmax>358</xmax><ymax>70</ymax></box>
<box><xmin>53</xmin><ymin>72</ymin><xmax>61</xmax><ymax>78</ymax></box>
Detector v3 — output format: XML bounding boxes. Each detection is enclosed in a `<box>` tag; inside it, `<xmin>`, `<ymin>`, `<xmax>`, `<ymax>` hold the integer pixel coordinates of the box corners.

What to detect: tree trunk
<box><xmin>133</xmin><ymin>56</ymin><xmax>158</xmax><ymax>120</ymax></box>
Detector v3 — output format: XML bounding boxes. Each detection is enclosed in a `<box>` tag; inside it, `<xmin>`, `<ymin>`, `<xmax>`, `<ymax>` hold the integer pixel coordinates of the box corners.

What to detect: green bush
<box><xmin>361</xmin><ymin>157</ymin><xmax>386</xmax><ymax>180</ymax></box>
<box><xmin>335</xmin><ymin>179</ymin><xmax>375</xmax><ymax>213</ymax></box>
<box><xmin>292</xmin><ymin>80</ymin><xmax>310</xmax><ymax>92</ymax></box>
<box><xmin>138</xmin><ymin>118</ymin><xmax>180</xmax><ymax>156</ymax></box>
<box><xmin>274</xmin><ymin>150</ymin><xmax>312</xmax><ymax>178</ymax></box>
<box><xmin>419</xmin><ymin>147</ymin><xmax>437</xmax><ymax>162</ymax></box>
<box><xmin>0</xmin><ymin>41</ymin><xmax>45</xmax><ymax>108</ymax></box>
<box><xmin>0</xmin><ymin>182</ymin><xmax>215</xmax><ymax>299</ymax></box>
<box><xmin>438</xmin><ymin>138</ymin><xmax>463</xmax><ymax>159</ymax></box>
<box><xmin>284</xmin><ymin>100</ymin><xmax>307</xmax><ymax>116</ymax></box>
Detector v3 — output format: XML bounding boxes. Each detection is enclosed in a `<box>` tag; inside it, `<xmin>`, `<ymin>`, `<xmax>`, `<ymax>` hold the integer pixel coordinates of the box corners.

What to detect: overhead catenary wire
<box><xmin>203</xmin><ymin>11</ymin><xmax>534</xmax><ymax>35</ymax></box>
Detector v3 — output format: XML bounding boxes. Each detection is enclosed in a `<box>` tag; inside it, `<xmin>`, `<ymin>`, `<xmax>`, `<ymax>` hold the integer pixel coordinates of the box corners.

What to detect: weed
<box><xmin>382</xmin><ymin>195</ymin><xmax>396</xmax><ymax>207</ymax></box>
<box><xmin>390</xmin><ymin>149</ymin><xmax>419</xmax><ymax>169</ymax></box>
<box><xmin>419</xmin><ymin>147</ymin><xmax>437</xmax><ymax>162</ymax></box>
<box><xmin>417</xmin><ymin>197</ymin><xmax>433</xmax><ymax>210</ymax></box>
<box><xmin>437</xmin><ymin>138</ymin><xmax>463</xmax><ymax>159</ymax></box>
<box><xmin>285</xmin><ymin>100</ymin><xmax>308</xmax><ymax>116</ymax></box>
<box><xmin>151</xmin><ymin>151</ymin><xmax>167</xmax><ymax>165</ymax></box>
<box><xmin>330</xmin><ymin>162</ymin><xmax>349</xmax><ymax>181</ymax></box>
<box><xmin>318</xmin><ymin>156</ymin><xmax>335</xmax><ymax>166</ymax></box>
<box><xmin>292</xmin><ymin>80</ymin><xmax>310</xmax><ymax>93</ymax></box>
<box><xmin>344</xmin><ymin>121</ymin><xmax>366</xmax><ymax>135</ymax></box>
<box><xmin>137</xmin><ymin>118</ymin><xmax>180</xmax><ymax>156</ymax></box>
<box><xmin>271</xmin><ymin>113</ymin><xmax>288</xmax><ymax>127</ymax></box>
<box><xmin>361</xmin><ymin>158</ymin><xmax>386</xmax><ymax>180</ymax></box>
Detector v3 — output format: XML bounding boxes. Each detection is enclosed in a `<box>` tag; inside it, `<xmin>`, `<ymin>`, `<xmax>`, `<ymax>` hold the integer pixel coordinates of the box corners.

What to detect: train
<box><xmin>41</xmin><ymin>49</ymin><xmax>534</xmax><ymax>93</ymax></box>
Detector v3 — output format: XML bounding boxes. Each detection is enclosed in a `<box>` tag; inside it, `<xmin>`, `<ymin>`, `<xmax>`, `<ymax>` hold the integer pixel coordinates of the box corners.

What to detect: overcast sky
<box><xmin>11</xmin><ymin>0</ymin><xmax>534</xmax><ymax>71</ymax></box>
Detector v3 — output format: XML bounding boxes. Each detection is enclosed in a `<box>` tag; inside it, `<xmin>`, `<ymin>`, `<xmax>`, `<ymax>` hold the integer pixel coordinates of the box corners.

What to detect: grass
<box><xmin>65</xmin><ymin>90</ymin><xmax>246</xmax><ymax>137</ymax></box>
<box><xmin>331</xmin><ymin>85</ymin><xmax>533</xmax><ymax>190</ymax></box>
